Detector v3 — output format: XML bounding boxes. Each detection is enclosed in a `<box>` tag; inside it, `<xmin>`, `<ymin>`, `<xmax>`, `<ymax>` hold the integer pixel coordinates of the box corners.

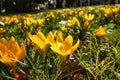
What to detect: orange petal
<box><xmin>8</xmin><ymin>37</ymin><xmax>21</xmax><ymax>54</ymax></box>
<box><xmin>0</xmin><ymin>42</ymin><xmax>8</xmax><ymax>53</ymax></box>
<box><xmin>16</xmin><ymin>45</ymin><xmax>26</xmax><ymax>60</ymax></box>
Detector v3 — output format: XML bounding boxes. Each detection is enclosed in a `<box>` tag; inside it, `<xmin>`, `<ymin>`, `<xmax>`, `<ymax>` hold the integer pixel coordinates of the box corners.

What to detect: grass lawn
<box><xmin>0</xmin><ymin>4</ymin><xmax>120</xmax><ymax>80</ymax></box>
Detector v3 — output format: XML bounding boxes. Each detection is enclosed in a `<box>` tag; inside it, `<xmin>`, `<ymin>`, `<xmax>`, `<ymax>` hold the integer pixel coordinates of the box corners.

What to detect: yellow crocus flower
<box><xmin>112</xmin><ymin>8</ymin><xmax>119</xmax><ymax>13</ymax></box>
<box><xmin>84</xmin><ymin>20</ymin><xmax>89</xmax><ymax>28</ymax></box>
<box><xmin>37</xmin><ymin>18</ymin><xmax>45</xmax><ymax>26</ymax></box>
<box><xmin>61</xmin><ymin>26</ymin><xmax>67</xmax><ymax>31</ymax></box>
<box><xmin>73</xmin><ymin>17</ymin><xmax>80</xmax><ymax>27</ymax></box>
<box><xmin>87</xmin><ymin>7</ymin><xmax>94</xmax><ymax>12</ymax></box>
<box><xmin>24</xmin><ymin>18</ymin><xmax>31</xmax><ymax>26</ymax></box>
<box><xmin>84</xmin><ymin>13</ymin><xmax>95</xmax><ymax>21</ymax></box>
<box><xmin>104</xmin><ymin>8</ymin><xmax>112</xmax><ymax>17</ymax></box>
<box><xmin>29</xmin><ymin>32</ymin><xmax>49</xmax><ymax>52</ymax></box>
<box><xmin>47</xmin><ymin>12</ymin><xmax>55</xmax><ymax>19</ymax></box>
<box><xmin>96</xmin><ymin>26</ymin><xmax>107</xmax><ymax>37</ymax></box>
<box><xmin>0</xmin><ymin>28</ymin><xmax>5</xmax><ymax>33</ymax></box>
<box><xmin>79</xmin><ymin>11</ymin><xmax>84</xmax><ymax>17</ymax></box>
<box><xmin>68</xmin><ymin>10</ymin><xmax>74</xmax><ymax>15</ymax></box>
<box><xmin>67</xmin><ymin>20</ymin><xmax>75</xmax><ymax>27</ymax></box>
<box><xmin>31</xmin><ymin>18</ymin><xmax>37</xmax><ymax>25</ymax></box>
<box><xmin>62</xmin><ymin>13</ymin><xmax>67</xmax><ymax>18</ymax></box>
<box><xmin>47</xmin><ymin>32</ymin><xmax>80</xmax><ymax>57</ymax></box>
<box><xmin>0</xmin><ymin>37</ymin><xmax>26</xmax><ymax>67</ymax></box>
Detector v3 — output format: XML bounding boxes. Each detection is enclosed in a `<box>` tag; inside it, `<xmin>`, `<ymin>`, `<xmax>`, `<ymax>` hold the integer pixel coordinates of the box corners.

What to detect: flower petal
<box><xmin>60</xmin><ymin>49</ymin><xmax>71</xmax><ymax>56</ymax></box>
<box><xmin>16</xmin><ymin>45</ymin><xmax>26</xmax><ymax>60</ymax></box>
<box><xmin>8</xmin><ymin>37</ymin><xmax>21</xmax><ymax>54</ymax></box>
<box><xmin>47</xmin><ymin>32</ymin><xmax>62</xmax><ymax>54</ymax></box>
<box><xmin>71</xmin><ymin>39</ymin><xmax>80</xmax><ymax>53</ymax></box>
<box><xmin>47</xmin><ymin>32</ymin><xmax>55</xmax><ymax>44</ymax></box>
<box><xmin>0</xmin><ymin>51</ymin><xmax>16</xmax><ymax>66</ymax></box>
<box><xmin>60</xmin><ymin>36</ymin><xmax>73</xmax><ymax>51</ymax></box>
<box><xmin>0</xmin><ymin>38</ymin><xmax>7</xmax><ymax>45</ymax></box>
<box><xmin>51</xmin><ymin>43</ymin><xmax>62</xmax><ymax>55</ymax></box>
<box><xmin>29</xmin><ymin>33</ymin><xmax>44</xmax><ymax>49</ymax></box>
<box><xmin>37</xmin><ymin>32</ymin><xmax>46</xmax><ymax>42</ymax></box>
<box><xmin>0</xmin><ymin>44</ymin><xmax>7</xmax><ymax>54</ymax></box>
<box><xmin>56</xmin><ymin>32</ymin><xmax>63</xmax><ymax>42</ymax></box>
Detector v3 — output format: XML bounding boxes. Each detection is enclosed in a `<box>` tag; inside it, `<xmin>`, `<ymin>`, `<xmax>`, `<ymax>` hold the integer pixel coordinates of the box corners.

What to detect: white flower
<box><xmin>0</xmin><ymin>21</ymin><xmax>5</xmax><ymax>26</ymax></box>
<box><xmin>106</xmin><ymin>29</ymin><xmax>112</xmax><ymax>34</ymax></box>
<box><xmin>59</xmin><ymin>20</ymin><xmax>67</xmax><ymax>25</ymax></box>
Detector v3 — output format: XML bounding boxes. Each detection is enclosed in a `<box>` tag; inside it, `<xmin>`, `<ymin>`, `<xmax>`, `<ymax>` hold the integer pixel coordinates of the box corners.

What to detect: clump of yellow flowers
<box><xmin>1</xmin><ymin>15</ymin><xmax>19</xmax><ymax>25</ymax></box>
<box><xmin>67</xmin><ymin>17</ymin><xmax>80</xmax><ymax>27</ymax></box>
<box><xmin>29</xmin><ymin>31</ymin><xmax>80</xmax><ymax>57</ymax></box>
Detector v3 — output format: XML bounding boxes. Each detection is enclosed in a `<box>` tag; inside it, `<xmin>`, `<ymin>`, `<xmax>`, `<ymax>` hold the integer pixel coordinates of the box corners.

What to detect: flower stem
<box><xmin>53</xmin><ymin>55</ymin><xmax>64</xmax><ymax>80</ymax></box>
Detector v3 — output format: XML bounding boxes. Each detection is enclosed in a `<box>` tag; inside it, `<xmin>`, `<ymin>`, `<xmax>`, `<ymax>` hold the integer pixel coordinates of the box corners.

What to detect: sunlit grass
<box><xmin>0</xmin><ymin>4</ymin><xmax>120</xmax><ymax>80</ymax></box>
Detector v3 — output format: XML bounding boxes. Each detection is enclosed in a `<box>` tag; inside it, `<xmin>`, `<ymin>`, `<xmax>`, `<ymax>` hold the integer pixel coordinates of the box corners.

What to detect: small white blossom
<box><xmin>106</xmin><ymin>29</ymin><xmax>112</xmax><ymax>34</ymax></box>
<box><xmin>0</xmin><ymin>21</ymin><xmax>5</xmax><ymax>26</ymax></box>
<box><xmin>59</xmin><ymin>20</ymin><xmax>67</xmax><ymax>25</ymax></box>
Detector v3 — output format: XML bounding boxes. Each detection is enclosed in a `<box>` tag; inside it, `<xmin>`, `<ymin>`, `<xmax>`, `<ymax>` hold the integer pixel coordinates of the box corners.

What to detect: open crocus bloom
<box><xmin>29</xmin><ymin>32</ymin><xmax>49</xmax><ymax>52</ymax></box>
<box><xmin>0</xmin><ymin>37</ymin><xmax>26</xmax><ymax>67</ymax></box>
<box><xmin>96</xmin><ymin>26</ymin><xmax>107</xmax><ymax>37</ymax></box>
<box><xmin>73</xmin><ymin>17</ymin><xmax>80</xmax><ymax>27</ymax></box>
<box><xmin>84</xmin><ymin>13</ymin><xmax>95</xmax><ymax>21</ymax></box>
<box><xmin>47</xmin><ymin>32</ymin><xmax>80</xmax><ymax>57</ymax></box>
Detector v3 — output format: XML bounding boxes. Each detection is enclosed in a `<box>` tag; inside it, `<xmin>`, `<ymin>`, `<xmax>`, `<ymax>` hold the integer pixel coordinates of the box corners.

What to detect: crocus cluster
<box><xmin>29</xmin><ymin>31</ymin><xmax>80</xmax><ymax>57</ymax></box>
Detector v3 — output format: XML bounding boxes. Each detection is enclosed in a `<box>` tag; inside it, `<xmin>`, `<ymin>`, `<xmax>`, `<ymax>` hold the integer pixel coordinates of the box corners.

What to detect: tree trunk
<box><xmin>62</xmin><ymin>0</ymin><xmax>66</xmax><ymax>8</ymax></box>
